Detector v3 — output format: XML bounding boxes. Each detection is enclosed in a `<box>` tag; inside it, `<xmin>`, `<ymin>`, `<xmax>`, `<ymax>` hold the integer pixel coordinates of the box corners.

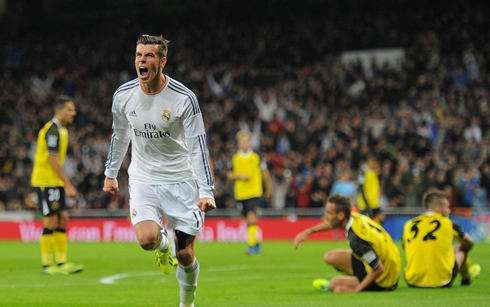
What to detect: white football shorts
<box><xmin>128</xmin><ymin>180</ymin><xmax>204</xmax><ymax>236</ymax></box>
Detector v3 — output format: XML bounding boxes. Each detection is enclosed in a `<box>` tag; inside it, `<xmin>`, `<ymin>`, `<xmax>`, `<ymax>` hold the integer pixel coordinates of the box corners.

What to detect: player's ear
<box><xmin>160</xmin><ymin>57</ymin><xmax>167</xmax><ymax>68</ymax></box>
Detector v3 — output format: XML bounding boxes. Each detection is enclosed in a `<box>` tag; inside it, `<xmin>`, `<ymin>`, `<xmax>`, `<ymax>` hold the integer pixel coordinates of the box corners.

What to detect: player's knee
<box><xmin>176</xmin><ymin>249</ymin><xmax>193</xmax><ymax>266</ymax></box>
<box><xmin>246</xmin><ymin>212</ymin><xmax>257</xmax><ymax>224</ymax></box>
<box><xmin>138</xmin><ymin>235</ymin><xmax>158</xmax><ymax>251</ymax></box>
<box><xmin>324</xmin><ymin>251</ymin><xmax>336</xmax><ymax>265</ymax></box>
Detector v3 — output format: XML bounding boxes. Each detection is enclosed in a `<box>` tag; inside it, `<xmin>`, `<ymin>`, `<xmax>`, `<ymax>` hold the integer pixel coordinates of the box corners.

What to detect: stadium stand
<box><xmin>0</xmin><ymin>0</ymin><xmax>489</xmax><ymax>216</ymax></box>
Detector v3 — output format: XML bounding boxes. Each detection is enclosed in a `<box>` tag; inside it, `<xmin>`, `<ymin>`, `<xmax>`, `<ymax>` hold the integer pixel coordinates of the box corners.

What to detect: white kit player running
<box><xmin>103</xmin><ymin>34</ymin><xmax>216</xmax><ymax>307</ymax></box>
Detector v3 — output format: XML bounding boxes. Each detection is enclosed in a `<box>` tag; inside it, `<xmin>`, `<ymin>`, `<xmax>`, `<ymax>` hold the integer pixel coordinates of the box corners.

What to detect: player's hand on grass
<box><xmin>293</xmin><ymin>231</ymin><xmax>309</xmax><ymax>250</ymax></box>
<box><xmin>198</xmin><ymin>197</ymin><xmax>216</xmax><ymax>212</ymax></box>
<box><xmin>103</xmin><ymin>177</ymin><xmax>119</xmax><ymax>194</ymax></box>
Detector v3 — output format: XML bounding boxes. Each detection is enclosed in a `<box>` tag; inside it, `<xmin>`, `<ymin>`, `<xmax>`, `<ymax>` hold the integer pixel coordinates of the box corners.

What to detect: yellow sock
<box><xmin>247</xmin><ymin>224</ymin><xmax>258</xmax><ymax>246</ymax></box>
<box><xmin>460</xmin><ymin>256</ymin><xmax>471</xmax><ymax>279</ymax></box>
<box><xmin>40</xmin><ymin>230</ymin><xmax>55</xmax><ymax>267</ymax></box>
<box><xmin>54</xmin><ymin>229</ymin><xmax>68</xmax><ymax>265</ymax></box>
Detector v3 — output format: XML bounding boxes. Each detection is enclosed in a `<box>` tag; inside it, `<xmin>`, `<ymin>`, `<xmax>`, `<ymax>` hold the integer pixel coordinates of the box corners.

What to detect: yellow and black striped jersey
<box><xmin>31</xmin><ymin>118</ymin><xmax>68</xmax><ymax>187</ymax></box>
<box><xmin>231</xmin><ymin>150</ymin><xmax>266</xmax><ymax>200</ymax></box>
<box><xmin>347</xmin><ymin>213</ymin><xmax>401</xmax><ymax>288</ymax></box>
<box><xmin>356</xmin><ymin>165</ymin><xmax>380</xmax><ymax>211</ymax></box>
<box><xmin>402</xmin><ymin>212</ymin><xmax>465</xmax><ymax>287</ymax></box>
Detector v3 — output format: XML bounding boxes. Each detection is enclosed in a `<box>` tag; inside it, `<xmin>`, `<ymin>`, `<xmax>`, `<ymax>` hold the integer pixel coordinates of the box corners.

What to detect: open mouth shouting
<box><xmin>139</xmin><ymin>66</ymin><xmax>149</xmax><ymax>79</ymax></box>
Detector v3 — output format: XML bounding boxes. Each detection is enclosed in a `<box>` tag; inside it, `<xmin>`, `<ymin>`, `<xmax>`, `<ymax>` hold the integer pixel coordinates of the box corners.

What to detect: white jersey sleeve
<box><xmin>182</xmin><ymin>96</ymin><xmax>215</xmax><ymax>199</ymax></box>
<box><xmin>104</xmin><ymin>89</ymin><xmax>131</xmax><ymax>179</ymax></box>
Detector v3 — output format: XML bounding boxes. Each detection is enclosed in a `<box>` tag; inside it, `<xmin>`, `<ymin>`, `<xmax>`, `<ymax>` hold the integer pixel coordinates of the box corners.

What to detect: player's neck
<box><xmin>140</xmin><ymin>74</ymin><xmax>166</xmax><ymax>94</ymax></box>
<box><xmin>53</xmin><ymin>116</ymin><xmax>67</xmax><ymax>128</ymax></box>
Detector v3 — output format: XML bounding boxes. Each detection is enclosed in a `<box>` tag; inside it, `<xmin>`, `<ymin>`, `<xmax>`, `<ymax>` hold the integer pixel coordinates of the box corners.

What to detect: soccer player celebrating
<box><xmin>294</xmin><ymin>194</ymin><xmax>401</xmax><ymax>292</ymax></box>
<box><xmin>103</xmin><ymin>35</ymin><xmax>215</xmax><ymax>307</ymax></box>
<box><xmin>402</xmin><ymin>188</ymin><xmax>481</xmax><ymax>288</ymax></box>
<box><xmin>31</xmin><ymin>97</ymin><xmax>84</xmax><ymax>275</ymax></box>
<box><xmin>227</xmin><ymin>131</ymin><xmax>272</xmax><ymax>255</ymax></box>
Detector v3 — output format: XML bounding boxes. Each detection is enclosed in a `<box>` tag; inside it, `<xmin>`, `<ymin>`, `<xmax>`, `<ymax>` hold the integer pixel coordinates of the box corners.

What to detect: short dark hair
<box><xmin>366</xmin><ymin>152</ymin><xmax>380</xmax><ymax>162</ymax></box>
<box><xmin>136</xmin><ymin>34</ymin><xmax>170</xmax><ymax>58</ymax></box>
<box><xmin>422</xmin><ymin>188</ymin><xmax>448</xmax><ymax>210</ymax></box>
<box><xmin>54</xmin><ymin>96</ymin><xmax>74</xmax><ymax>110</ymax></box>
<box><xmin>327</xmin><ymin>194</ymin><xmax>352</xmax><ymax>219</ymax></box>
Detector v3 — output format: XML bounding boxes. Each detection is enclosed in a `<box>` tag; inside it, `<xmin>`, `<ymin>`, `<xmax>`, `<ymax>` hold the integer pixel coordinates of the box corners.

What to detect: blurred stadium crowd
<box><xmin>1</xmin><ymin>0</ymin><xmax>489</xmax><ymax>213</ymax></box>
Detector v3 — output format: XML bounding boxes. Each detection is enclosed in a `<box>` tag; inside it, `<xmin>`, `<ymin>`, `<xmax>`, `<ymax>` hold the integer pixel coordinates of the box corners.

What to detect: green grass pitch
<box><xmin>1</xmin><ymin>241</ymin><xmax>489</xmax><ymax>306</ymax></box>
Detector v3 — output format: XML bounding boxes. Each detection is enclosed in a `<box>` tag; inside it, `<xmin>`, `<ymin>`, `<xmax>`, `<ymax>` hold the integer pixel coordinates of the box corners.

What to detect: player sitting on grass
<box><xmin>294</xmin><ymin>194</ymin><xmax>401</xmax><ymax>292</ymax></box>
<box><xmin>402</xmin><ymin>188</ymin><xmax>480</xmax><ymax>288</ymax></box>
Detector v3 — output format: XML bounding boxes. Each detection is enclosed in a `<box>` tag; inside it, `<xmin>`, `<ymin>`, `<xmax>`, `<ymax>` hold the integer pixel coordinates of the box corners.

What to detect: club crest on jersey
<box><xmin>51</xmin><ymin>201</ymin><xmax>59</xmax><ymax>210</ymax></box>
<box><xmin>162</xmin><ymin>109</ymin><xmax>171</xmax><ymax>121</ymax></box>
<box><xmin>132</xmin><ymin>209</ymin><xmax>137</xmax><ymax>218</ymax></box>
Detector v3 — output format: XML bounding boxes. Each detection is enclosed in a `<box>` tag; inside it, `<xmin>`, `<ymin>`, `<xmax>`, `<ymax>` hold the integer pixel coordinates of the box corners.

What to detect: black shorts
<box><xmin>237</xmin><ymin>197</ymin><xmax>261</xmax><ymax>217</ymax></box>
<box><xmin>352</xmin><ymin>254</ymin><xmax>398</xmax><ymax>291</ymax></box>
<box><xmin>442</xmin><ymin>261</ymin><xmax>459</xmax><ymax>288</ymax></box>
<box><xmin>35</xmin><ymin>187</ymin><xmax>66</xmax><ymax>216</ymax></box>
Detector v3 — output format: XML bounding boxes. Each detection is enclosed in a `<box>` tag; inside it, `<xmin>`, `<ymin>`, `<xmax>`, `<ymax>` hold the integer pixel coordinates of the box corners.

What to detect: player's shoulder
<box><xmin>113</xmin><ymin>78</ymin><xmax>140</xmax><ymax>99</ymax></box>
<box><xmin>350</xmin><ymin>213</ymin><xmax>367</xmax><ymax>234</ymax></box>
<box><xmin>40</xmin><ymin>120</ymin><xmax>57</xmax><ymax>134</ymax></box>
<box><xmin>166</xmin><ymin>76</ymin><xmax>197</xmax><ymax>98</ymax></box>
<box><xmin>404</xmin><ymin>214</ymin><xmax>423</xmax><ymax>225</ymax></box>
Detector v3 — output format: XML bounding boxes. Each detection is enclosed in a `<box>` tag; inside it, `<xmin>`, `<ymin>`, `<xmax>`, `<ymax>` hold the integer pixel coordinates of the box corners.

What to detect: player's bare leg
<box><xmin>134</xmin><ymin>220</ymin><xmax>162</xmax><ymax>250</ymax></box>
<box><xmin>324</xmin><ymin>250</ymin><xmax>354</xmax><ymax>275</ymax></box>
<box><xmin>175</xmin><ymin>230</ymin><xmax>199</xmax><ymax>307</ymax></box>
<box><xmin>134</xmin><ymin>220</ymin><xmax>173</xmax><ymax>274</ymax></box>
<box><xmin>329</xmin><ymin>276</ymin><xmax>360</xmax><ymax>292</ymax></box>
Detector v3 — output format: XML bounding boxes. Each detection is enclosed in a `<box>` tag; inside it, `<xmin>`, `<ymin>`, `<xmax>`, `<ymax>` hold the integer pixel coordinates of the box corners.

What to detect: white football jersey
<box><xmin>104</xmin><ymin>76</ymin><xmax>214</xmax><ymax>199</ymax></box>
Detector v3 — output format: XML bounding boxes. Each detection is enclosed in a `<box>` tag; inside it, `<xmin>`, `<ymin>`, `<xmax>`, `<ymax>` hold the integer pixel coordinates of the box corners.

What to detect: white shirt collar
<box><xmin>238</xmin><ymin>149</ymin><xmax>253</xmax><ymax>155</ymax></box>
<box><xmin>52</xmin><ymin>117</ymin><xmax>62</xmax><ymax>128</ymax></box>
<box><xmin>345</xmin><ymin>216</ymin><xmax>354</xmax><ymax>231</ymax></box>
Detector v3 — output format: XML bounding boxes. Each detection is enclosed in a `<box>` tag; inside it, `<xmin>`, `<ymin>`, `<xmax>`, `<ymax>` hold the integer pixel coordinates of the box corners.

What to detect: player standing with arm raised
<box><xmin>31</xmin><ymin>97</ymin><xmax>84</xmax><ymax>275</ymax></box>
<box><xmin>402</xmin><ymin>188</ymin><xmax>480</xmax><ymax>288</ymax></box>
<box><xmin>103</xmin><ymin>35</ymin><xmax>215</xmax><ymax>307</ymax></box>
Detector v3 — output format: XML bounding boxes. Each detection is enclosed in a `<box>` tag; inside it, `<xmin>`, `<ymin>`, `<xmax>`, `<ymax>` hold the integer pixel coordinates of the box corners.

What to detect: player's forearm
<box><xmin>355</xmin><ymin>263</ymin><xmax>383</xmax><ymax>292</ymax></box>
<box><xmin>262</xmin><ymin>169</ymin><xmax>273</xmax><ymax>193</ymax></box>
<box><xmin>49</xmin><ymin>155</ymin><xmax>72</xmax><ymax>186</ymax></box>
<box><xmin>460</xmin><ymin>233</ymin><xmax>474</xmax><ymax>252</ymax></box>
<box><xmin>187</xmin><ymin>135</ymin><xmax>215</xmax><ymax>198</ymax></box>
<box><xmin>104</xmin><ymin>130</ymin><xmax>130</xmax><ymax>178</ymax></box>
<box><xmin>306</xmin><ymin>221</ymin><xmax>332</xmax><ymax>235</ymax></box>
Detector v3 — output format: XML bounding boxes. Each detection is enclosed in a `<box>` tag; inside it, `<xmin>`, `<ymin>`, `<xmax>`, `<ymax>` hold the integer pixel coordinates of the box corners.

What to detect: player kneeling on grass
<box><xmin>402</xmin><ymin>188</ymin><xmax>480</xmax><ymax>288</ymax></box>
<box><xmin>294</xmin><ymin>194</ymin><xmax>401</xmax><ymax>292</ymax></box>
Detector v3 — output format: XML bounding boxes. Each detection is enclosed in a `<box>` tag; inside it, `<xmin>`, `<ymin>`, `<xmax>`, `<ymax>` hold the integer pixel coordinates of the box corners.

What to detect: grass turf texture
<box><xmin>1</xmin><ymin>241</ymin><xmax>489</xmax><ymax>306</ymax></box>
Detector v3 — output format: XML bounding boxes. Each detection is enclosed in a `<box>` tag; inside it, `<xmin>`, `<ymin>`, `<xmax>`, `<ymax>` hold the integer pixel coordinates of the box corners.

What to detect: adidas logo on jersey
<box><xmin>129</xmin><ymin>110</ymin><xmax>137</xmax><ymax>117</ymax></box>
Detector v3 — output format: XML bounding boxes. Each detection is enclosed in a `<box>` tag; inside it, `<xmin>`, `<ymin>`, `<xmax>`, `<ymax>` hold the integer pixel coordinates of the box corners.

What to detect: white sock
<box><xmin>166</xmin><ymin>229</ymin><xmax>176</xmax><ymax>257</ymax></box>
<box><xmin>179</xmin><ymin>303</ymin><xmax>194</xmax><ymax>307</ymax></box>
<box><xmin>177</xmin><ymin>258</ymin><xmax>199</xmax><ymax>306</ymax></box>
<box><xmin>153</xmin><ymin>229</ymin><xmax>169</xmax><ymax>251</ymax></box>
